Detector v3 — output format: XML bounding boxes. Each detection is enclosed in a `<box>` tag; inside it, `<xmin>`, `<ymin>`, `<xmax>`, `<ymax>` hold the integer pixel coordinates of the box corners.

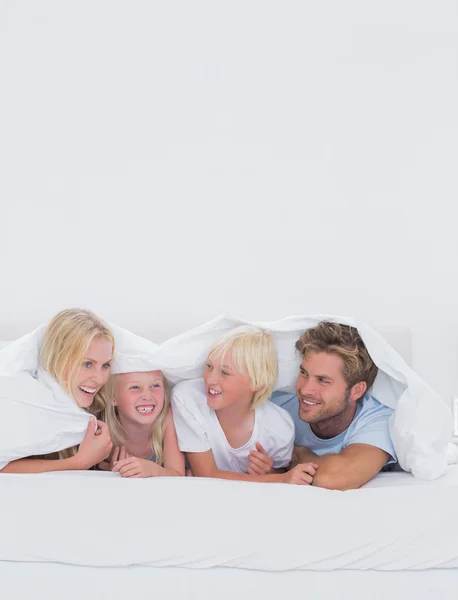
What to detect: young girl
<box><xmin>171</xmin><ymin>326</ymin><xmax>318</xmax><ymax>485</ymax></box>
<box><xmin>102</xmin><ymin>369</ymin><xmax>184</xmax><ymax>477</ymax></box>
<box><xmin>0</xmin><ymin>308</ymin><xmax>114</xmax><ymax>474</ymax></box>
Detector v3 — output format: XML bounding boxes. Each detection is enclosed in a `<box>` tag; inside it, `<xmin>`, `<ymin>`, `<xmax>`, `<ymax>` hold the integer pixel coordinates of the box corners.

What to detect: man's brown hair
<box><xmin>295</xmin><ymin>321</ymin><xmax>378</xmax><ymax>390</ymax></box>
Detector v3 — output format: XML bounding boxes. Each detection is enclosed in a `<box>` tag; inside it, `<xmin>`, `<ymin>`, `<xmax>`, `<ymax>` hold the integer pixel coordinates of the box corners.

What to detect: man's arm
<box><xmin>293</xmin><ymin>443</ymin><xmax>390</xmax><ymax>491</ymax></box>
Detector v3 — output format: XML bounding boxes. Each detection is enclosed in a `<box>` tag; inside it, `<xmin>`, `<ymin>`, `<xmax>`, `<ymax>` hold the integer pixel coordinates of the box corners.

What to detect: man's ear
<box><xmin>350</xmin><ymin>381</ymin><xmax>367</xmax><ymax>403</ymax></box>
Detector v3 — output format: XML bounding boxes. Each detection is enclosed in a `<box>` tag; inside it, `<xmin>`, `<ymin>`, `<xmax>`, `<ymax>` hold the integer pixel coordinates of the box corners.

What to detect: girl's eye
<box><xmin>222</xmin><ymin>370</ymin><xmax>231</xmax><ymax>376</ymax></box>
<box><xmin>205</xmin><ymin>363</ymin><xmax>212</xmax><ymax>370</ymax></box>
<box><xmin>83</xmin><ymin>361</ymin><xmax>92</xmax><ymax>368</ymax></box>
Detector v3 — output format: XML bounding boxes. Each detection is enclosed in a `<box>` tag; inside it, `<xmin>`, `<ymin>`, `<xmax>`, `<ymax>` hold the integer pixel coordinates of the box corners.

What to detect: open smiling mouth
<box><xmin>78</xmin><ymin>385</ymin><xmax>98</xmax><ymax>396</ymax></box>
<box><xmin>208</xmin><ymin>388</ymin><xmax>221</xmax><ymax>397</ymax></box>
<box><xmin>135</xmin><ymin>405</ymin><xmax>156</xmax><ymax>414</ymax></box>
<box><xmin>301</xmin><ymin>398</ymin><xmax>320</xmax><ymax>407</ymax></box>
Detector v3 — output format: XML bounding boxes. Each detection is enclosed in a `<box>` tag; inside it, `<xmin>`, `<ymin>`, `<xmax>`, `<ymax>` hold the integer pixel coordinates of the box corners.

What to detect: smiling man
<box><xmin>271</xmin><ymin>322</ymin><xmax>396</xmax><ymax>490</ymax></box>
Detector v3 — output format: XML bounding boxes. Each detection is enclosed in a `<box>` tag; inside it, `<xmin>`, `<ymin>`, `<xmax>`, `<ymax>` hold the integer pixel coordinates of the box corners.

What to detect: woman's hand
<box><xmin>75</xmin><ymin>420</ymin><xmax>113</xmax><ymax>470</ymax></box>
<box><xmin>248</xmin><ymin>442</ymin><xmax>274</xmax><ymax>475</ymax></box>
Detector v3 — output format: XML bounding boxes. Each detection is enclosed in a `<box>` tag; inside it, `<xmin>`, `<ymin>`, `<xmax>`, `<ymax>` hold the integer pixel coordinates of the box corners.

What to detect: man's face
<box><xmin>295</xmin><ymin>351</ymin><xmax>359</xmax><ymax>424</ymax></box>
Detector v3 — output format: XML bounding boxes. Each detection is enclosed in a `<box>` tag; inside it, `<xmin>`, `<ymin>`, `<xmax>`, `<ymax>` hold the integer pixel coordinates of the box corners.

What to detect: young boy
<box><xmin>171</xmin><ymin>326</ymin><xmax>318</xmax><ymax>485</ymax></box>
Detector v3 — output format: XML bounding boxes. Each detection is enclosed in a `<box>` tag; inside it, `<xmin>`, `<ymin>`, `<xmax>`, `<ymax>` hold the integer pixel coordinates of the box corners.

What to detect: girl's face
<box><xmin>73</xmin><ymin>336</ymin><xmax>113</xmax><ymax>408</ymax></box>
<box><xmin>114</xmin><ymin>370</ymin><xmax>165</xmax><ymax>425</ymax></box>
<box><xmin>203</xmin><ymin>353</ymin><xmax>255</xmax><ymax>411</ymax></box>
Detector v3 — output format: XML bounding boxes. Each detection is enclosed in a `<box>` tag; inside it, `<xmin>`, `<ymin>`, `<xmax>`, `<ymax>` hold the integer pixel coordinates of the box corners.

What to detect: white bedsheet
<box><xmin>1</xmin><ymin>468</ymin><xmax>458</xmax><ymax>571</ymax></box>
<box><xmin>2</xmin><ymin>563</ymin><xmax>458</xmax><ymax>600</ymax></box>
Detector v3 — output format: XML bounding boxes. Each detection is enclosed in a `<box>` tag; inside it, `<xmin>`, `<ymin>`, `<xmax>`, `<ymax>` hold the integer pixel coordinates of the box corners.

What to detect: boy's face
<box><xmin>113</xmin><ymin>370</ymin><xmax>165</xmax><ymax>425</ymax></box>
<box><xmin>204</xmin><ymin>353</ymin><xmax>255</xmax><ymax>411</ymax></box>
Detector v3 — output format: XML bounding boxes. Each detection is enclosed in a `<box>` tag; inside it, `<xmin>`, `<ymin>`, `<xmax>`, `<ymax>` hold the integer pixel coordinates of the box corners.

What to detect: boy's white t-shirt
<box><xmin>171</xmin><ymin>378</ymin><xmax>295</xmax><ymax>473</ymax></box>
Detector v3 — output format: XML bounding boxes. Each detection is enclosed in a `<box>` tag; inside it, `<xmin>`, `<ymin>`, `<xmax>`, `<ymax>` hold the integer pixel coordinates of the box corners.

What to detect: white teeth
<box><xmin>302</xmin><ymin>399</ymin><xmax>318</xmax><ymax>406</ymax></box>
<box><xmin>208</xmin><ymin>389</ymin><xmax>220</xmax><ymax>396</ymax></box>
<box><xmin>80</xmin><ymin>386</ymin><xmax>97</xmax><ymax>394</ymax></box>
<box><xmin>136</xmin><ymin>406</ymin><xmax>154</xmax><ymax>413</ymax></box>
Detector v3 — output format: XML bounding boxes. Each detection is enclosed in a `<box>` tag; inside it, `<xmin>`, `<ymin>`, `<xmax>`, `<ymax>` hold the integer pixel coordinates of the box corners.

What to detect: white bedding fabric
<box><xmin>3</xmin><ymin>563</ymin><xmax>458</xmax><ymax>600</ymax></box>
<box><xmin>1</xmin><ymin>468</ymin><xmax>458</xmax><ymax>571</ymax></box>
<box><xmin>0</xmin><ymin>314</ymin><xmax>454</xmax><ymax>478</ymax></box>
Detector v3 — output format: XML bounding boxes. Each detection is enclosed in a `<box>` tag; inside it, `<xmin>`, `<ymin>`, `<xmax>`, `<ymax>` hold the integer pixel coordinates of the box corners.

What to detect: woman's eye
<box><xmin>102</xmin><ymin>363</ymin><xmax>111</xmax><ymax>370</ymax></box>
<box><xmin>152</xmin><ymin>384</ymin><xmax>161</xmax><ymax>389</ymax></box>
<box><xmin>129</xmin><ymin>385</ymin><xmax>140</xmax><ymax>390</ymax></box>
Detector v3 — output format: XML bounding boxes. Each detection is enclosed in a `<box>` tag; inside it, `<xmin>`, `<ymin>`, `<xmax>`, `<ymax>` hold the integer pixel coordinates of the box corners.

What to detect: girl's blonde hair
<box><xmin>208</xmin><ymin>326</ymin><xmax>278</xmax><ymax>408</ymax></box>
<box><xmin>40</xmin><ymin>308</ymin><xmax>114</xmax><ymax>417</ymax></box>
<box><xmin>105</xmin><ymin>372</ymin><xmax>169</xmax><ymax>466</ymax></box>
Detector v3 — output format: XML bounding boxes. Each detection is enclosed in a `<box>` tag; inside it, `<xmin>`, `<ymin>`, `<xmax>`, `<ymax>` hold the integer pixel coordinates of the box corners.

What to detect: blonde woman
<box><xmin>101</xmin><ymin>370</ymin><xmax>184</xmax><ymax>477</ymax></box>
<box><xmin>171</xmin><ymin>326</ymin><xmax>318</xmax><ymax>484</ymax></box>
<box><xmin>0</xmin><ymin>309</ymin><xmax>114</xmax><ymax>474</ymax></box>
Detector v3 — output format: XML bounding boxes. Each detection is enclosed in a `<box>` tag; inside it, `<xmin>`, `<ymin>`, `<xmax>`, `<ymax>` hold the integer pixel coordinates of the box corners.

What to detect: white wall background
<box><xmin>1</xmin><ymin>1</ymin><xmax>457</xmax><ymax>400</ymax></box>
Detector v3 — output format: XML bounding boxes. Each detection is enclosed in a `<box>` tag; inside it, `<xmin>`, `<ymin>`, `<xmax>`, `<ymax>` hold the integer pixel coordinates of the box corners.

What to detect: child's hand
<box><xmin>248</xmin><ymin>442</ymin><xmax>274</xmax><ymax>475</ymax></box>
<box><xmin>98</xmin><ymin>446</ymin><xmax>131</xmax><ymax>471</ymax></box>
<box><xmin>282</xmin><ymin>462</ymin><xmax>318</xmax><ymax>485</ymax></box>
<box><xmin>75</xmin><ymin>420</ymin><xmax>113</xmax><ymax>470</ymax></box>
<box><xmin>112</xmin><ymin>456</ymin><xmax>160</xmax><ymax>478</ymax></box>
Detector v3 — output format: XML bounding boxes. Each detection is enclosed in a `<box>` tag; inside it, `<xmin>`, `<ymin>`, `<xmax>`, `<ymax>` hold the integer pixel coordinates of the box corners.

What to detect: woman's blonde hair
<box><xmin>40</xmin><ymin>308</ymin><xmax>114</xmax><ymax>417</ymax></box>
<box><xmin>105</xmin><ymin>372</ymin><xmax>169</xmax><ymax>466</ymax></box>
<box><xmin>208</xmin><ymin>326</ymin><xmax>278</xmax><ymax>408</ymax></box>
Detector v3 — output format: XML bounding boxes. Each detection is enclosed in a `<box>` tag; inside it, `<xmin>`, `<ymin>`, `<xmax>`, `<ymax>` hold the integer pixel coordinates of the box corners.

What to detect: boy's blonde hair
<box><xmin>105</xmin><ymin>372</ymin><xmax>169</xmax><ymax>466</ymax></box>
<box><xmin>208</xmin><ymin>326</ymin><xmax>278</xmax><ymax>408</ymax></box>
<box><xmin>40</xmin><ymin>308</ymin><xmax>114</xmax><ymax>417</ymax></box>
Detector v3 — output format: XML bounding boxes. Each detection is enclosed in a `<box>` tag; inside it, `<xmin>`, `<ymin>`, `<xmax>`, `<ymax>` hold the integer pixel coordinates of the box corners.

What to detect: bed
<box><xmin>1</xmin><ymin>326</ymin><xmax>457</xmax><ymax>599</ymax></box>
<box><xmin>1</xmin><ymin>467</ymin><xmax>458</xmax><ymax>600</ymax></box>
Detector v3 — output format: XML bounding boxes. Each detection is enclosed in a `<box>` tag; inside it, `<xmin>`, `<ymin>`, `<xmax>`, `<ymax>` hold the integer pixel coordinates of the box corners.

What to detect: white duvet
<box><xmin>1</xmin><ymin>469</ymin><xmax>458</xmax><ymax>570</ymax></box>
<box><xmin>0</xmin><ymin>315</ymin><xmax>454</xmax><ymax>479</ymax></box>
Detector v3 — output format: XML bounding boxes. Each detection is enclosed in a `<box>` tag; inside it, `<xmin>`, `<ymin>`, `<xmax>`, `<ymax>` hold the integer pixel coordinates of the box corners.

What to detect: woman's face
<box><xmin>73</xmin><ymin>336</ymin><xmax>113</xmax><ymax>407</ymax></box>
<box><xmin>113</xmin><ymin>371</ymin><xmax>165</xmax><ymax>426</ymax></box>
